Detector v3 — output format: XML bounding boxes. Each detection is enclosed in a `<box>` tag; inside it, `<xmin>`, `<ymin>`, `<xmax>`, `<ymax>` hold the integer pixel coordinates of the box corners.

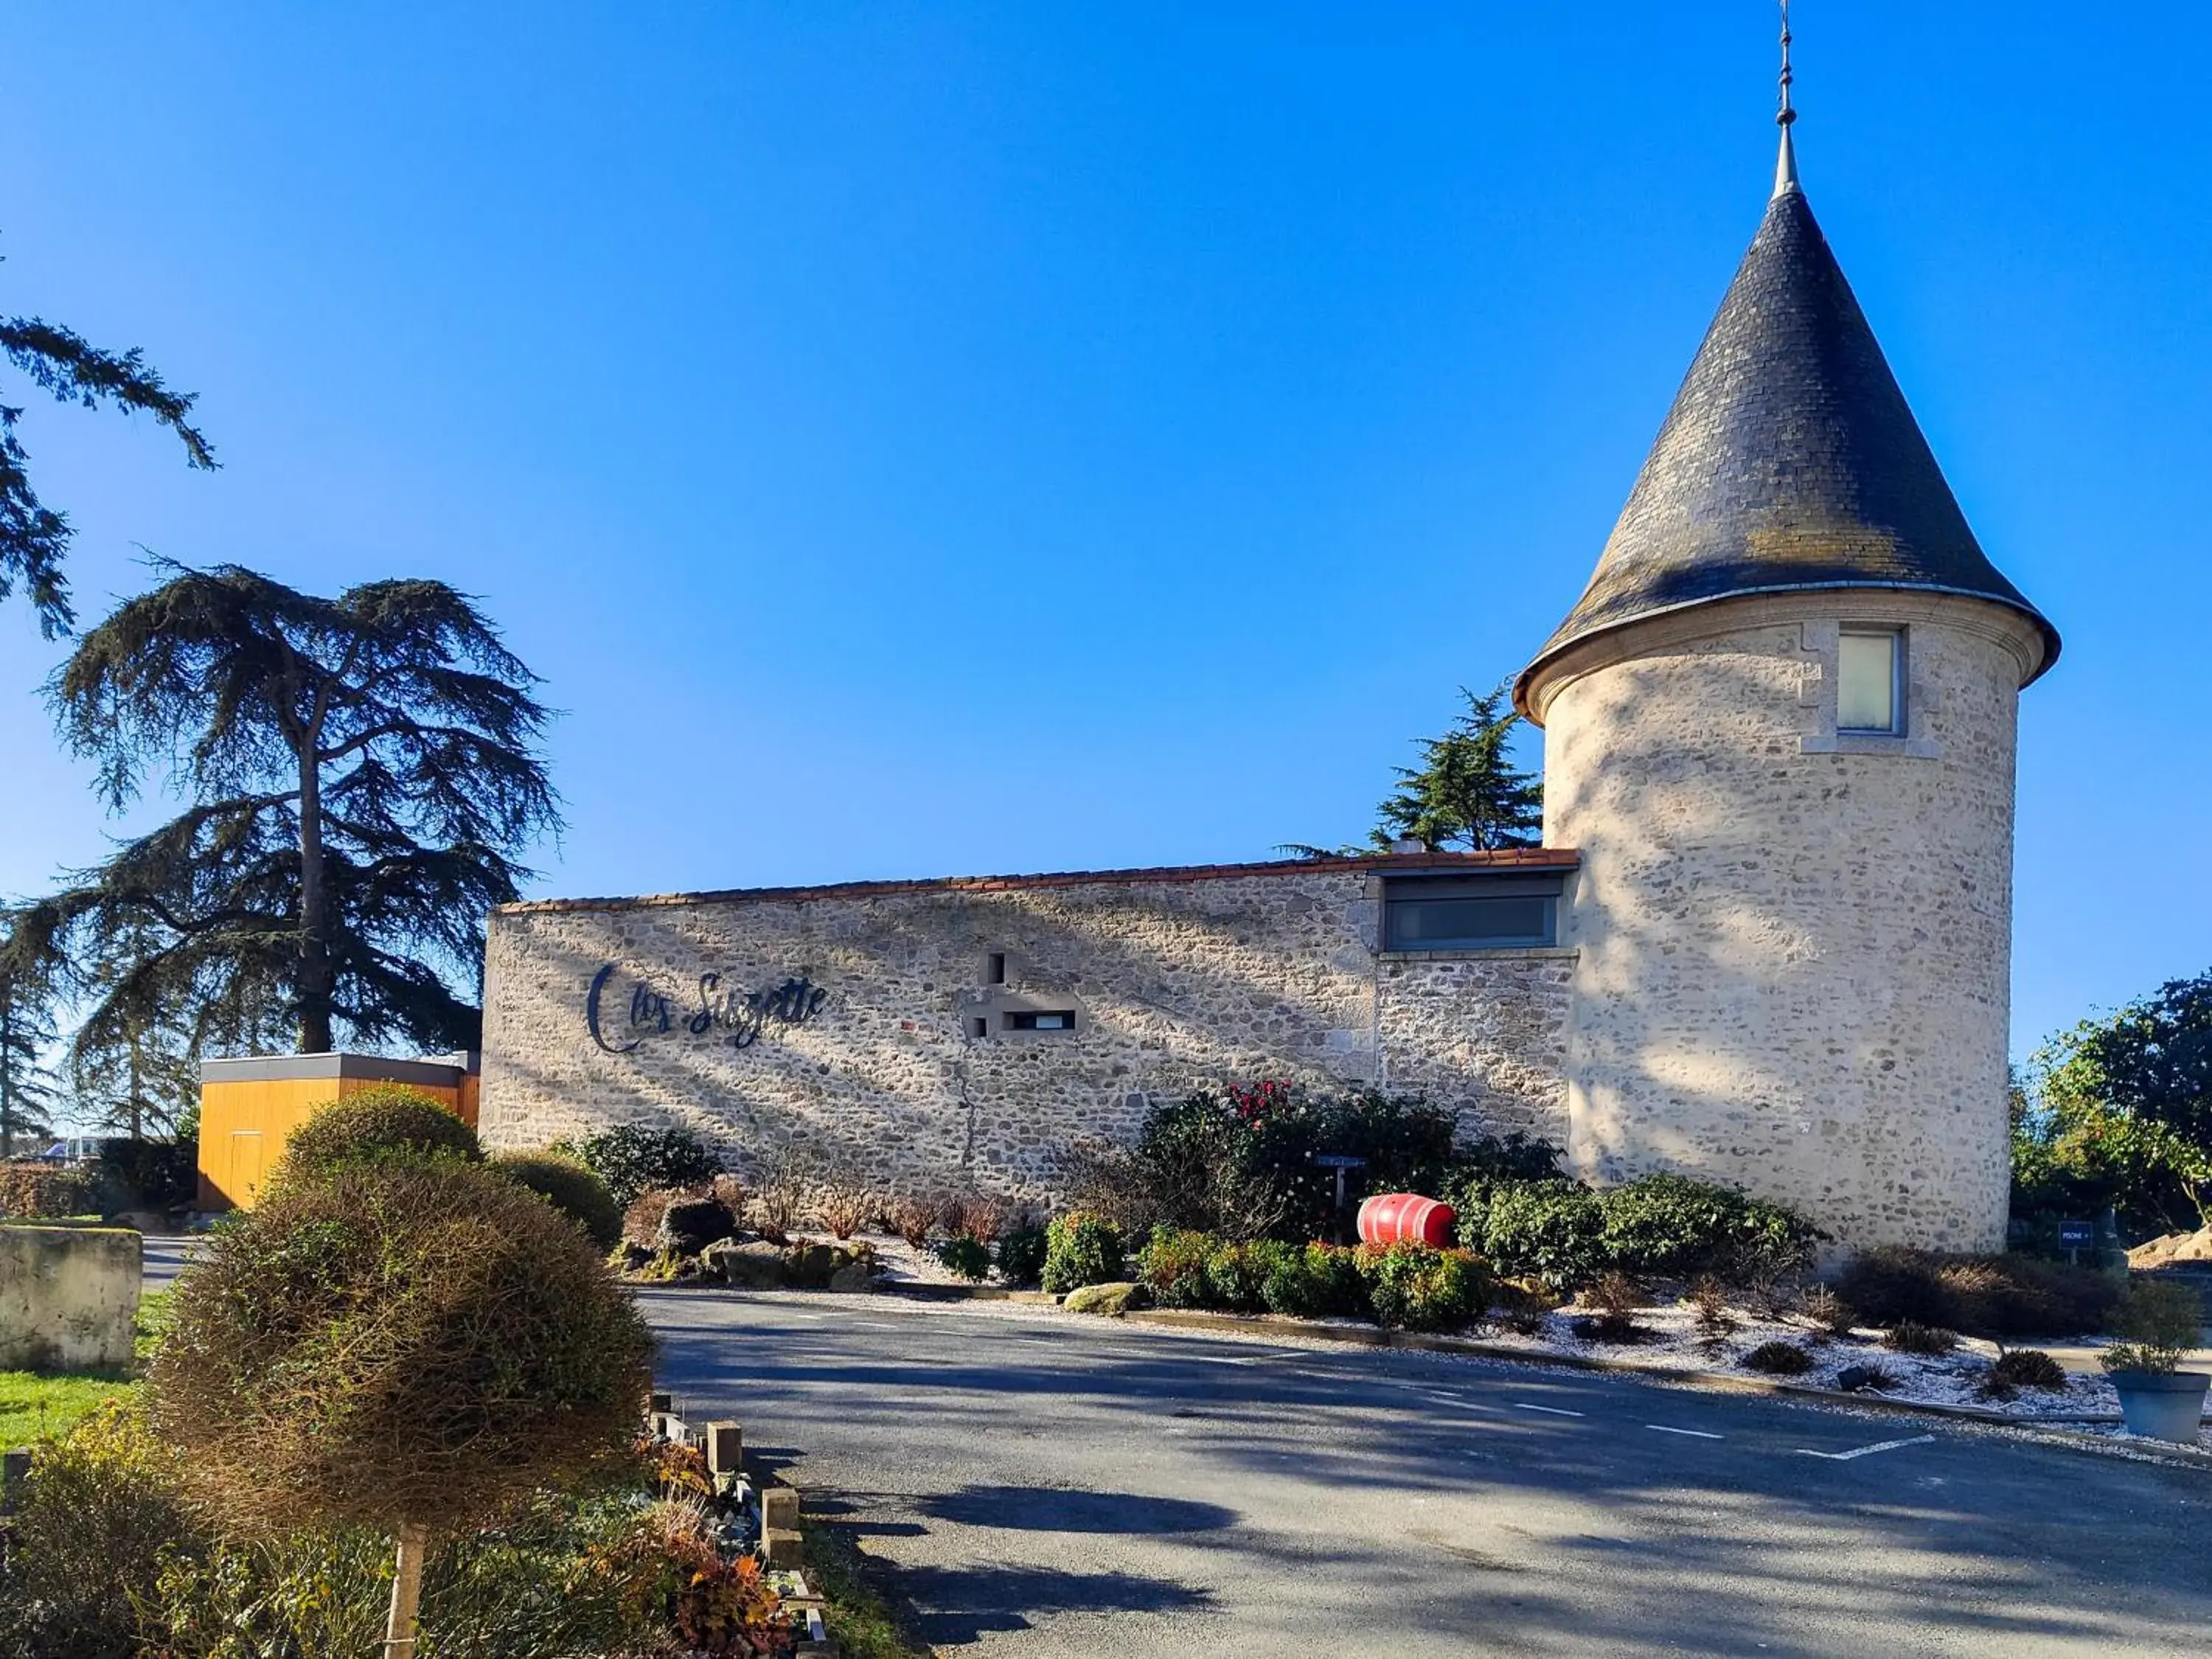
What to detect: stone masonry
<box><xmin>478</xmin><ymin>854</ymin><xmax>1577</xmax><ymax>1200</ymax></box>
<box><xmin>1528</xmin><ymin>591</ymin><xmax>2046</xmax><ymax>1252</ymax></box>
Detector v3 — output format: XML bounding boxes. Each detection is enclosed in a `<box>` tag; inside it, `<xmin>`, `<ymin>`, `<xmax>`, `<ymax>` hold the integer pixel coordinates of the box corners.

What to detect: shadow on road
<box><xmin>894</xmin><ymin>1562</ymin><xmax>1217</xmax><ymax>1646</ymax></box>
<box><xmin>918</xmin><ymin>1484</ymin><xmax>1236</xmax><ymax>1535</ymax></box>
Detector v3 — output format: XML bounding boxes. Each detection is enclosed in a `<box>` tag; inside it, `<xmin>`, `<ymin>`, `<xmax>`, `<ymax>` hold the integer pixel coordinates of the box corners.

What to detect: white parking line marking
<box><xmin>1514</xmin><ymin>1402</ymin><xmax>1585</xmax><ymax>1417</ymax></box>
<box><xmin>1184</xmin><ymin>1354</ymin><xmax>1260</xmax><ymax>1366</ymax></box>
<box><xmin>1794</xmin><ymin>1434</ymin><xmax>1937</xmax><ymax>1461</ymax></box>
<box><xmin>1647</xmin><ymin>1425</ymin><xmax>1723</xmax><ymax>1439</ymax></box>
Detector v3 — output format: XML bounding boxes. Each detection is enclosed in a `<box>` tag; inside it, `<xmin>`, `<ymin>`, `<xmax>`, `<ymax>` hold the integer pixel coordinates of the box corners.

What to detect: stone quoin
<box><xmin>478</xmin><ymin>117</ymin><xmax>2055</xmax><ymax>1253</ymax></box>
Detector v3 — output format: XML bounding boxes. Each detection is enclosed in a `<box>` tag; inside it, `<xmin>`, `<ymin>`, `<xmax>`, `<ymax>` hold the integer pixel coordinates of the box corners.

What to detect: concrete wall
<box><xmin>0</xmin><ymin>1225</ymin><xmax>142</xmax><ymax>1373</ymax></box>
<box><xmin>1527</xmin><ymin>591</ymin><xmax>2047</xmax><ymax>1251</ymax></box>
<box><xmin>479</xmin><ymin>858</ymin><xmax>1577</xmax><ymax>1198</ymax></box>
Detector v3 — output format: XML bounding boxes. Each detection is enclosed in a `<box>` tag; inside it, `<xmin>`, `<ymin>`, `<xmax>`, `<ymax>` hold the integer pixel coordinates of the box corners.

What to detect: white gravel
<box><xmin>1467</xmin><ymin>1298</ymin><xmax>2123</xmax><ymax>1419</ymax></box>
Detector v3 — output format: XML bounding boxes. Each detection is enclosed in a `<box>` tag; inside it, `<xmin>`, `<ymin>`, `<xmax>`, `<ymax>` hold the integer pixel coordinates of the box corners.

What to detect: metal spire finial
<box><xmin>1774</xmin><ymin>0</ymin><xmax>1801</xmax><ymax>196</ymax></box>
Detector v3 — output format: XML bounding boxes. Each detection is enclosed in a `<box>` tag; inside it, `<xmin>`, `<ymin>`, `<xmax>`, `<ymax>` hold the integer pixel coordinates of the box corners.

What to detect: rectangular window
<box><xmin>1381</xmin><ymin>872</ymin><xmax>1563</xmax><ymax>951</ymax></box>
<box><xmin>986</xmin><ymin>953</ymin><xmax>1006</xmax><ymax>985</ymax></box>
<box><xmin>1838</xmin><ymin>629</ymin><xmax>1903</xmax><ymax>734</ymax></box>
<box><xmin>1005</xmin><ymin>1010</ymin><xmax>1076</xmax><ymax>1032</ymax></box>
<box><xmin>970</xmin><ymin>1016</ymin><xmax>989</xmax><ymax>1040</ymax></box>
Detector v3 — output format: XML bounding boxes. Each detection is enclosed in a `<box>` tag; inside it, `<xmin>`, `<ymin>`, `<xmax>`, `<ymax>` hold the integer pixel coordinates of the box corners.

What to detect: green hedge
<box><xmin>1450</xmin><ymin>1170</ymin><xmax>1819</xmax><ymax>1289</ymax></box>
<box><xmin>1131</xmin><ymin>1227</ymin><xmax>1486</xmax><ymax>1331</ymax></box>
<box><xmin>1041</xmin><ymin>1212</ymin><xmax>1125</xmax><ymax>1294</ymax></box>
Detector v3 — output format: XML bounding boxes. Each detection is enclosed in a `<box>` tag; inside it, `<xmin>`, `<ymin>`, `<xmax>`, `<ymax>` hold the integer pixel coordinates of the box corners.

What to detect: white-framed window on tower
<box><xmin>1837</xmin><ymin>627</ymin><xmax>1905</xmax><ymax>734</ymax></box>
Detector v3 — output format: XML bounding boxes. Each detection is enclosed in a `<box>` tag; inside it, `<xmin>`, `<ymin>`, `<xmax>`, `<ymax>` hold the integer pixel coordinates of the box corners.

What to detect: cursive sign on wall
<box><xmin>587</xmin><ymin>964</ymin><xmax>830</xmax><ymax>1056</ymax></box>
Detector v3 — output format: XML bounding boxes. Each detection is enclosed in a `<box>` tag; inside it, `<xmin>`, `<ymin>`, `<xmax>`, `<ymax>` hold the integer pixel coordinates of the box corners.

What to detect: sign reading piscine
<box><xmin>587</xmin><ymin>964</ymin><xmax>830</xmax><ymax>1056</ymax></box>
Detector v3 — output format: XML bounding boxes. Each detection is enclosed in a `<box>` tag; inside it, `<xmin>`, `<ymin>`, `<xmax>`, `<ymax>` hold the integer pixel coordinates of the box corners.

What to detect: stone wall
<box><xmin>1528</xmin><ymin>591</ymin><xmax>2046</xmax><ymax>1252</ymax></box>
<box><xmin>0</xmin><ymin>1225</ymin><xmax>142</xmax><ymax>1373</ymax></box>
<box><xmin>479</xmin><ymin>859</ymin><xmax>1576</xmax><ymax>1198</ymax></box>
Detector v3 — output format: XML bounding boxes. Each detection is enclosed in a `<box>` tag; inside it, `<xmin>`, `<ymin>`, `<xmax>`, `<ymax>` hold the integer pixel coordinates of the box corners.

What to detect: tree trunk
<box><xmin>383</xmin><ymin>1521</ymin><xmax>428</xmax><ymax>1658</ymax></box>
<box><xmin>1</xmin><ymin>993</ymin><xmax>12</xmax><ymax>1160</ymax></box>
<box><xmin>296</xmin><ymin>742</ymin><xmax>333</xmax><ymax>1053</ymax></box>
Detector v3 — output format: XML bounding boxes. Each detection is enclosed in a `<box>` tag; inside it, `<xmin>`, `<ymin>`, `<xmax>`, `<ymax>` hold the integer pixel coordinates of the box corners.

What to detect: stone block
<box><xmin>762</xmin><ymin>1483</ymin><xmax>800</xmax><ymax>1531</ymax></box>
<box><xmin>762</xmin><ymin>1526</ymin><xmax>806</xmax><ymax>1567</ymax></box>
<box><xmin>0</xmin><ymin>1225</ymin><xmax>141</xmax><ymax>1372</ymax></box>
<box><xmin>704</xmin><ymin>1419</ymin><xmax>742</xmax><ymax>1475</ymax></box>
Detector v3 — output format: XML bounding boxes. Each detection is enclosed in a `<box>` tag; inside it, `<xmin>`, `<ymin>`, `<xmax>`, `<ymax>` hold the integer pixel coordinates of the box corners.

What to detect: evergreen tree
<box><xmin>23</xmin><ymin>563</ymin><xmax>559</xmax><ymax>1057</ymax></box>
<box><xmin>60</xmin><ymin>910</ymin><xmax>201</xmax><ymax>1141</ymax></box>
<box><xmin>0</xmin><ymin>921</ymin><xmax>62</xmax><ymax>1157</ymax></box>
<box><xmin>2</xmin><ymin>296</ymin><xmax>215</xmax><ymax>636</ymax></box>
<box><xmin>1370</xmin><ymin>682</ymin><xmax>1543</xmax><ymax>852</ymax></box>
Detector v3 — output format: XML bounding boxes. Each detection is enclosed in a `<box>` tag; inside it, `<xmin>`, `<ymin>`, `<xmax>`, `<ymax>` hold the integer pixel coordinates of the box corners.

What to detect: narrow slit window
<box><xmin>1005</xmin><ymin>1010</ymin><xmax>1076</xmax><ymax>1032</ymax></box>
<box><xmin>1838</xmin><ymin>629</ymin><xmax>1903</xmax><ymax>734</ymax></box>
<box><xmin>986</xmin><ymin>953</ymin><xmax>1006</xmax><ymax>985</ymax></box>
<box><xmin>970</xmin><ymin>1016</ymin><xmax>989</xmax><ymax>1040</ymax></box>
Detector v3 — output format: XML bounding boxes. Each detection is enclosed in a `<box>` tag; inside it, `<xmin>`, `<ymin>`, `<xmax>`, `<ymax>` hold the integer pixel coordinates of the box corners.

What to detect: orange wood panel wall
<box><xmin>195</xmin><ymin>1071</ymin><xmax>467</xmax><ymax>1211</ymax></box>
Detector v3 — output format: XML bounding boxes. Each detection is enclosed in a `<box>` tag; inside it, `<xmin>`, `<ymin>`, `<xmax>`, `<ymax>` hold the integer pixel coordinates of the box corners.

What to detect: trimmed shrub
<box><xmin>995</xmin><ymin>1222</ymin><xmax>1048</xmax><ymax>1287</ymax></box>
<box><xmin>1989</xmin><ymin>1348</ymin><xmax>2068</xmax><ymax>1391</ymax></box>
<box><xmin>274</xmin><ymin>1085</ymin><xmax>480</xmax><ymax>1180</ymax></box>
<box><xmin>1355</xmin><ymin>1244</ymin><xmax>1488</xmax><ymax>1332</ymax></box>
<box><xmin>1742</xmin><ymin>1340</ymin><xmax>1815</xmax><ymax>1376</ymax></box>
<box><xmin>1480</xmin><ymin>1180</ymin><xmax>1606</xmax><ymax>1287</ymax></box>
<box><xmin>1261</xmin><ymin>1242</ymin><xmax>1372</xmax><ymax>1320</ymax></box>
<box><xmin>1203</xmin><ymin>1239</ymin><xmax>1293</xmax><ymax>1315</ymax></box>
<box><xmin>656</xmin><ymin>1197</ymin><xmax>737</xmax><ymax>1256</ymax></box>
<box><xmin>146</xmin><ymin>1158</ymin><xmax>655</xmax><ymax>1538</ymax></box>
<box><xmin>1136</xmin><ymin>1227</ymin><xmax>1217</xmax><ymax>1310</ymax></box>
<box><xmin>491</xmin><ymin>1151</ymin><xmax>623</xmax><ymax>1251</ymax></box>
<box><xmin>0</xmin><ymin>1161</ymin><xmax>100</xmax><ymax>1219</ymax></box>
<box><xmin>933</xmin><ymin>1236</ymin><xmax>992</xmax><ymax>1281</ymax></box>
<box><xmin>569</xmin><ymin>1125</ymin><xmax>720</xmax><ymax>1210</ymax></box>
<box><xmin>1042</xmin><ymin>1212</ymin><xmax>1125</xmax><ymax>1295</ymax></box>
<box><xmin>1596</xmin><ymin>1173</ymin><xmax>1819</xmax><ymax>1280</ymax></box>
<box><xmin>1882</xmin><ymin>1320</ymin><xmax>1958</xmax><ymax>1355</ymax></box>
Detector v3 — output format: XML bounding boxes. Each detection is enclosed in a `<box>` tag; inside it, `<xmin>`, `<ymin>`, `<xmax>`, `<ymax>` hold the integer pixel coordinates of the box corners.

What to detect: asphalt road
<box><xmin>640</xmin><ymin>1287</ymin><xmax>2212</xmax><ymax>1659</ymax></box>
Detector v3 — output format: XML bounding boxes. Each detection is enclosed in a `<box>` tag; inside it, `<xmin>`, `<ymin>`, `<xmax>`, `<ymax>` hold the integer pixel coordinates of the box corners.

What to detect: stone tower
<box><xmin>1514</xmin><ymin>122</ymin><xmax>2059</xmax><ymax>1251</ymax></box>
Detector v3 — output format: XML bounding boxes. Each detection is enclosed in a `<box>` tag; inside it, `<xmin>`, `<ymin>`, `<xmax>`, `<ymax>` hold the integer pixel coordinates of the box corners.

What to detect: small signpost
<box><xmin>2059</xmin><ymin>1218</ymin><xmax>2094</xmax><ymax>1266</ymax></box>
<box><xmin>1315</xmin><ymin>1155</ymin><xmax>1366</xmax><ymax>1245</ymax></box>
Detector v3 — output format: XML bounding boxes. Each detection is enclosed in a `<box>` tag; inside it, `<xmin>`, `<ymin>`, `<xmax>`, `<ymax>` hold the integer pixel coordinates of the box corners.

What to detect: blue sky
<box><xmin>0</xmin><ymin>4</ymin><xmax>2202</xmax><ymax>1062</ymax></box>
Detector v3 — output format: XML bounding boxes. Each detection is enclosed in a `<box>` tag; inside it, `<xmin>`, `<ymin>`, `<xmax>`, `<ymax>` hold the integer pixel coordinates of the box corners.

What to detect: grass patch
<box><xmin>0</xmin><ymin>1370</ymin><xmax>139</xmax><ymax>1444</ymax></box>
<box><xmin>0</xmin><ymin>1288</ymin><xmax>172</xmax><ymax>1447</ymax></box>
<box><xmin>800</xmin><ymin>1517</ymin><xmax>935</xmax><ymax>1659</ymax></box>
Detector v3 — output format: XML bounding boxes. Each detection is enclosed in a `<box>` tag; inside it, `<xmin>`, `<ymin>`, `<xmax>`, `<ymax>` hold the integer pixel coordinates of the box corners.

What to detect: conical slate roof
<box><xmin>1517</xmin><ymin>175</ymin><xmax>2058</xmax><ymax>712</ymax></box>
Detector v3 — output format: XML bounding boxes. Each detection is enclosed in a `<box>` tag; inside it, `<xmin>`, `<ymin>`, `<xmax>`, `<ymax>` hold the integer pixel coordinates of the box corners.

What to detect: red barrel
<box><xmin>1356</xmin><ymin>1192</ymin><xmax>1457</xmax><ymax>1249</ymax></box>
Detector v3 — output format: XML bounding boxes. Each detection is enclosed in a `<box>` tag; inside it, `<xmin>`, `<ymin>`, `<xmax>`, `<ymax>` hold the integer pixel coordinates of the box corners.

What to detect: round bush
<box><xmin>1742</xmin><ymin>1340</ymin><xmax>1815</xmax><ymax>1376</ymax></box>
<box><xmin>1041</xmin><ymin>1212</ymin><xmax>1125</xmax><ymax>1295</ymax></box>
<box><xmin>491</xmin><ymin>1150</ymin><xmax>624</xmax><ymax>1251</ymax></box>
<box><xmin>1356</xmin><ymin>1244</ymin><xmax>1489</xmax><ymax>1332</ymax></box>
<box><xmin>1596</xmin><ymin>1173</ymin><xmax>1818</xmax><ymax>1281</ymax></box>
<box><xmin>1989</xmin><ymin>1348</ymin><xmax>2068</xmax><ymax>1391</ymax></box>
<box><xmin>1882</xmin><ymin>1319</ymin><xmax>1958</xmax><ymax>1355</ymax></box>
<box><xmin>274</xmin><ymin>1085</ymin><xmax>481</xmax><ymax>1180</ymax></box>
<box><xmin>995</xmin><ymin>1222</ymin><xmax>1049</xmax><ymax>1287</ymax></box>
<box><xmin>934</xmin><ymin>1236</ymin><xmax>992</xmax><ymax>1281</ymax></box>
<box><xmin>147</xmin><ymin>1158</ymin><xmax>655</xmax><ymax>1536</ymax></box>
<box><xmin>1258</xmin><ymin>1242</ymin><xmax>1372</xmax><ymax>1321</ymax></box>
<box><xmin>1136</xmin><ymin>1227</ymin><xmax>1216</xmax><ymax>1308</ymax></box>
<box><xmin>570</xmin><ymin>1126</ymin><xmax>722</xmax><ymax>1210</ymax></box>
<box><xmin>1481</xmin><ymin>1180</ymin><xmax>1606</xmax><ymax>1287</ymax></box>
